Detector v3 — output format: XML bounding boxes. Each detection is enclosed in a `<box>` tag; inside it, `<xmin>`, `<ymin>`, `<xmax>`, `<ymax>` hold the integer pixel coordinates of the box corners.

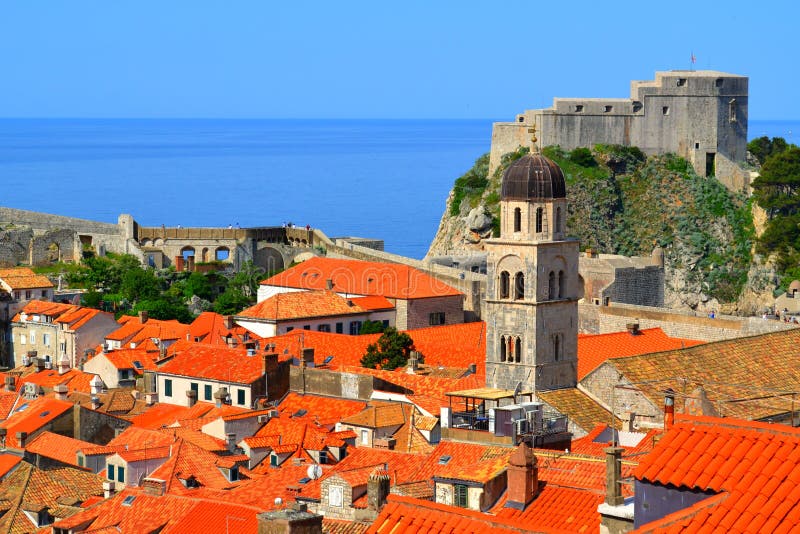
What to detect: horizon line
<box><xmin>0</xmin><ymin>116</ymin><xmax>794</xmax><ymax>122</ymax></box>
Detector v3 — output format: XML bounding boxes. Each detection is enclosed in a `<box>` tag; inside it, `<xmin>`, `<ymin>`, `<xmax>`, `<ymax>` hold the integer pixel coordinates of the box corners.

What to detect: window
<box><xmin>715</xmin><ymin>78</ymin><xmax>724</xmax><ymax>88</ymax></box>
<box><xmin>555</xmin><ymin>207</ymin><xmax>562</xmax><ymax>233</ymax></box>
<box><xmin>29</xmin><ymin>331</ymin><xmax>35</xmax><ymax>344</ymax></box>
<box><xmin>270</xmin><ymin>454</ymin><xmax>278</xmax><ymax>467</ymax></box>
<box><xmin>500</xmin><ymin>336</ymin><xmax>506</xmax><ymax>362</ymax></box>
<box><xmin>361</xmin><ymin>429</ymin><xmax>369</xmax><ymax>445</ymax></box>
<box><xmin>548</xmin><ymin>271</ymin><xmax>556</xmax><ymax>300</ymax></box>
<box><xmin>190</xmin><ymin>382</ymin><xmax>199</xmax><ymax>396</ymax></box>
<box><xmin>237</xmin><ymin>389</ymin><xmax>246</xmax><ymax>406</ymax></box>
<box><xmin>574</xmin><ymin>104</ymin><xmax>583</xmax><ymax>113</ymax></box>
<box><xmin>319</xmin><ymin>451</ymin><xmax>328</xmax><ymax>464</ymax></box>
<box><xmin>229</xmin><ymin>466</ymin><xmax>239</xmax><ymax>481</ymax></box>
<box><xmin>164</xmin><ymin>379</ymin><xmax>173</xmax><ymax>397</ymax></box>
<box><xmin>554</xmin><ymin>334</ymin><xmax>562</xmax><ymax>361</ymax></box>
<box><xmin>558</xmin><ymin>271</ymin><xmax>565</xmax><ymax>299</ymax></box>
<box><xmin>25</xmin><ymin>290</ymin><xmax>32</xmax><ymax>300</ymax></box>
<box><xmin>329</xmin><ymin>485</ymin><xmax>344</xmax><ymax>507</ymax></box>
<box><xmin>349</xmin><ymin>321</ymin><xmax>362</xmax><ymax>335</ymax></box>
<box><xmin>676</xmin><ymin>78</ymin><xmax>687</xmax><ymax>87</ymax></box>
<box><xmin>41</xmin><ymin>290</ymin><xmax>47</xmax><ymax>298</ymax></box>
<box><xmin>695</xmin><ymin>142</ymin><xmax>700</xmax><ymax>149</ymax></box>
<box><xmin>204</xmin><ymin>384</ymin><xmax>212</xmax><ymax>401</ymax></box>
<box><xmin>514</xmin><ymin>272</ymin><xmax>524</xmax><ymax>300</ymax></box>
<box><xmin>518</xmin><ymin>116</ymin><xmax>524</xmax><ymax>123</ymax></box>
<box><xmin>318</xmin><ymin>324</ymin><xmax>331</xmax><ymax>332</ymax></box>
<box><xmin>604</xmin><ymin>105</ymin><xmax>613</xmax><ymax>113</ymax></box>
<box><xmin>499</xmin><ymin>271</ymin><xmax>510</xmax><ymax>299</ymax></box>
<box><xmin>429</xmin><ymin>312</ymin><xmax>445</xmax><ymax>326</ymax></box>
<box><xmin>59</xmin><ymin>342</ymin><xmax>66</xmax><ymax>353</ymax></box>
<box><xmin>632</xmin><ymin>101</ymin><xmax>643</xmax><ymax>113</ymax></box>
<box><xmin>117</xmin><ymin>465</ymin><xmax>125</xmax><ymax>484</ymax></box>
<box><xmin>515</xmin><ymin>337</ymin><xmax>522</xmax><ymax>363</ymax></box>
<box><xmin>335</xmin><ymin>322</ymin><xmax>344</xmax><ymax>334</ymax></box>
<box><xmin>536</xmin><ymin>208</ymin><xmax>543</xmax><ymax>233</ymax></box>
<box><xmin>286</xmin><ymin>327</ymin><xmax>294</xmax><ymax>332</ymax></box>
<box><xmin>729</xmin><ymin>99</ymin><xmax>737</xmax><ymax>122</ymax></box>
<box><xmin>454</xmin><ymin>484</ymin><xmax>468</xmax><ymax>508</ymax></box>
<box><xmin>42</xmin><ymin>334</ymin><xmax>50</xmax><ymax>347</ymax></box>
<box><xmin>662</xmin><ymin>106</ymin><xmax>670</xmax><ymax>115</ymax></box>
<box><xmin>513</xmin><ymin>207</ymin><xmax>521</xmax><ymax>232</ymax></box>
<box><xmin>78</xmin><ymin>456</ymin><xmax>84</xmax><ymax>467</ymax></box>
<box><xmin>20</xmin><ymin>335</ymin><xmax>25</xmax><ymax>346</ymax></box>
<box><xmin>303</xmin><ymin>325</ymin><xmax>311</xmax><ymax>330</ymax></box>
<box><xmin>108</xmin><ymin>464</ymin><xmax>115</xmax><ymax>481</ymax></box>
<box><xmin>382</xmin><ymin>320</ymin><xmax>389</xmax><ymax>328</ymax></box>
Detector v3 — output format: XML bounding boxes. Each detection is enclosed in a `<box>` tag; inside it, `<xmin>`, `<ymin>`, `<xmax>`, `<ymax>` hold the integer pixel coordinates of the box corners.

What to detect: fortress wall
<box><xmin>0</xmin><ymin>207</ymin><xmax>120</xmax><ymax>235</ymax></box>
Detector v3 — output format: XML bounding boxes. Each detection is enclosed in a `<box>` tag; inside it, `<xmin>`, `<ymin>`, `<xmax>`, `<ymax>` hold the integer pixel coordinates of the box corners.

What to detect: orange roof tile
<box><xmin>238</xmin><ymin>290</ymin><xmax>370</xmax><ymax>321</ymax></box>
<box><xmin>578</xmin><ymin>328</ymin><xmax>703</xmax><ymax>380</ymax></box>
<box><xmin>491</xmin><ymin>484</ymin><xmax>604</xmax><ymax>533</ymax></box>
<box><xmin>410</xmin><ymin>441</ymin><xmax>513</xmax><ymax>484</ymax></box>
<box><xmin>12</xmin><ymin>300</ymin><xmax>76</xmax><ymax>321</ymax></box>
<box><xmin>0</xmin><ymin>397</ymin><xmax>73</xmax><ymax>447</ymax></box>
<box><xmin>340</xmin><ymin>403</ymin><xmax>411</xmax><ymax>429</ymax></box>
<box><xmin>189</xmin><ymin>311</ymin><xmax>262</xmax><ymax>346</ymax></box>
<box><xmin>0</xmin><ymin>268</ymin><xmax>53</xmax><ymax>290</ymax></box>
<box><xmin>0</xmin><ymin>455</ymin><xmax>22</xmax><ymax>480</ymax></box>
<box><xmin>157</xmin><ymin>342</ymin><xmax>265</xmax><ymax>384</ymax></box>
<box><xmin>260</xmin><ymin>256</ymin><xmax>462</xmax><ymax>299</ymax></box>
<box><xmin>106</xmin><ymin>315</ymin><xmax>190</xmax><ymax>346</ymax></box>
<box><xmin>101</xmin><ymin>348</ymin><xmax>157</xmax><ymax>372</ymax></box>
<box><xmin>537</xmin><ymin>387</ymin><xmax>621</xmax><ymax>433</ymax></box>
<box><xmin>633</xmin><ymin>415</ymin><xmax>800</xmax><ymax>533</ymax></box>
<box><xmin>276</xmin><ymin>392</ymin><xmax>367</xmax><ymax>427</ymax></box>
<box><xmin>25</xmin><ymin>431</ymin><xmax>95</xmax><ymax>467</ymax></box>
<box><xmin>19</xmin><ymin>368</ymin><xmax>97</xmax><ymax>393</ymax></box>
<box><xmin>349</xmin><ymin>295</ymin><xmax>395</xmax><ymax>311</ymax></box>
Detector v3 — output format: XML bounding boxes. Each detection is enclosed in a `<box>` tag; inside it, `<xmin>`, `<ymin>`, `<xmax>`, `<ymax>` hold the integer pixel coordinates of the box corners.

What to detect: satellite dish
<box><xmin>307</xmin><ymin>464</ymin><xmax>323</xmax><ymax>480</ymax></box>
<box><xmin>274</xmin><ymin>497</ymin><xmax>283</xmax><ymax>507</ymax></box>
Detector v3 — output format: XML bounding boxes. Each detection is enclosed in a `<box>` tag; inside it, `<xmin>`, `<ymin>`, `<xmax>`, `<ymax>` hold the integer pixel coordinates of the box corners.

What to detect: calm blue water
<box><xmin>0</xmin><ymin>119</ymin><xmax>797</xmax><ymax>259</ymax></box>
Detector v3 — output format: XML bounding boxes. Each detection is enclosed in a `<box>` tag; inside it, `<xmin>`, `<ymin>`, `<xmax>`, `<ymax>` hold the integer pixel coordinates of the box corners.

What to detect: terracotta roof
<box><xmin>0</xmin><ymin>268</ymin><xmax>53</xmax><ymax>290</ymax></box>
<box><xmin>106</xmin><ymin>315</ymin><xmax>190</xmax><ymax>346</ymax></box>
<box><xmin>25</xmin><ymin>431</ymin><xmax>96</xmax><ymax>467</ymax></box>
<box><xmin>578</xmin><ymin>328</ymin><xmax>703</xmax><ymax>380</ymax></box>
<box><xmin>188</xmin><ymin>311</ymin><xmax>261</xmax><ymax>347</ymax></box>
<box><xmin>0</xmin><ymin>455</ymin><xmax>22</xmax><ymax>480</ymax></box>
<box><xmin>116</xmin><ymin>445</ymin><xmax>172</xmax><ymax>463</ymax></box>
<box><xmin>349</xmin><ymin>295</ymin><xmax>395</xmax><ymax>311</ymax></box>
<box><xmin>592</xmin><ymin>328</ymin><xmax>800</xmax><ymax>421</ymax></box>
<box><xmin>569</xmin><ymin>424</ymin><xmax>658</xmax><ymax>458</ymax></box>
<box><xmin>101</xmin><ymin>348</ymin><xmax>157</xmax><ymax>372</ymax></box>
<box><xmin>12</xmin><ymin>300</ymin><xmax>76</xmax><ymax>321</ymax></box>
<box><xmin>157</xmin><ymin>342</ymin><xmax>265</xmax><ymax>384</ymax></box>
<box><xmin>237</xmin><ymin>290</ymin><xmax>369</xmax><ymax>321</ymax></box>
<box><xmin>491</xmin><ymin>484</ymin><xmax>604</xmax><ymax>533</ymax></box>
<box><xmin>130</xmin><ymin>402</ymin><xmax>246</xmax><ymax>430</ymax></box>
<box><xmin>19</xmin><ymin>368</ymin><xmax>97</xmax><ymax>393</ymax></box>
<box><xmin>276</xmin><ymin>392</ymin><xmax>367</xmax><ymax>427</ymax></box>
<box><xmin>411</xmin><ymin>441</ymin><xmax>513</xmax><ymax>485</ymax></box>
<box><xmin>324</xmin><ymin>518</ymin><xmax>371</xmax><ymax>534</ymax></box>
<box><xmin>633</xmin><ymin>415</ymin><xmax>800</xmax><ymax>533</ymax></box>
<box><xmin>107</xmin><ymin>426</ymin><xmax>177</xmax><ymax>451</ymax></box>
<box><xmin>537</xmin><ymin>387</ymin><xmax>621</xmax><ymax>432</ymax></box>
<box><xmin>404</xmin><ymin>322</ymin><xmax>487</xmax><ymax>374</ymax></box>
<box><xmin>340</xmin><ymin>403</ymin><xmax>411</xmax><ymax>429</ymax></box>
<box><xmin>55</xmin><ymin>306</ymin><xmax>111</xmax><ymax>331</ymax></box>
<box><xmin>147</xmin><ymin>439</ymin><xmax>251</xmax><ymax>494</ymax></box>
<box><xmin>260</xmin><ymin>256</ymin><xmax>462</xmax><ymax>299</ymax></box>
<box><xmin>0</xmin><ymin>397</ymin><xmax>73</xmax><ymax>447</ymax></box>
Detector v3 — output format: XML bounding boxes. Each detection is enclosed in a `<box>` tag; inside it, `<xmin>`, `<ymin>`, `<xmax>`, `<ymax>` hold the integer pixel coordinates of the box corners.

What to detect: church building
<box><xmin>484</xmin><ymin>150</ymin><xmax>579</xmax><ymax>392</ymax></box>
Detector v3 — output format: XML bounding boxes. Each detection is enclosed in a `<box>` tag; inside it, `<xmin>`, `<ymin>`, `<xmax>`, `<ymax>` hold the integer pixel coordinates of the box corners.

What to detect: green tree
<box><xmin>360</xmin><ymin>327</ymin><xmax>415</xmax><ymax>370</ymax></box>
<box><xmin>120</xmin><ymin>267</ymin><xmax>162</xmax><ymax>302</ymax></box>
<box><xmin>131</xmin><ymin>298</ymin><xmax>192</xmax><ymax>323</ymax></box>
<box><xmin>183</xmin><ymin>272</ymin><xmax>213</xmax><ymax>300</ymax></box>
<box><xmin>569</xmin><ymin>147</ymin><xmax>597</xmax><ymax>167</ymax></box>
<box><xmin>748</xmin><ymin>136</ymin><xmax>792</xmax><ymax>166</ymax></box>
<box><xmin>358</xmin><ymin>320</ymin><xmax>386</xmax><ymax>335</ymax></box>
<box><xmin>229</xmin><ymin>261</ymin><xmax>267</xmax><ymax>299</ymax></box>
<box><xmin>213</xmin><ymin>289</ymin><xmax>252</xmax><ymax>316</ymax></box>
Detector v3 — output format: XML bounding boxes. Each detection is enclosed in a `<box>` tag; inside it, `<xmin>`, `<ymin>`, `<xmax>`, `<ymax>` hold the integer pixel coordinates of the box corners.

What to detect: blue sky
<box><xmin>0</xmin><ymin>1</ymin><xmax>796</xmax><ymax>119</ymax></box>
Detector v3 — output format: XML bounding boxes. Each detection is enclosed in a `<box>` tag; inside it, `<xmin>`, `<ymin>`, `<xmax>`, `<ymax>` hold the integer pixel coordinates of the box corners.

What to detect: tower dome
<box><xmin>501</xmin><ymin>153</ymin><xmax>566</xmax><ymax>201</ymax></box>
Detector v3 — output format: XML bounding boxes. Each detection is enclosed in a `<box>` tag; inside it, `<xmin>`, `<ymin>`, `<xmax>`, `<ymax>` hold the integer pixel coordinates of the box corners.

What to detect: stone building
<box><xmin>490</xmin><ymin>70</ymin><xmax>749</xmax><ymax>192</ymax></box>
<box><xmin>484</xmin><ymin>153</ymin><xmax>579</xmax><ymax>392</ymax></box>
<box><xmin>579</xmin><ymin>249</ymin><xmax>665</xmax><ymax>308</ymax></box>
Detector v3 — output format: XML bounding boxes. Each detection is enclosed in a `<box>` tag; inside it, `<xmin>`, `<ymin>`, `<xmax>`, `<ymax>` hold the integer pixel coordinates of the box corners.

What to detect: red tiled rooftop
<box><xmin>238</xmin><ymin>290</ymin><xmax>370</xmax><ymax>321</ymax></box>
<box><xmin>101</xmin><ymin>348</ymin><xmax>158</xmax><ymax>372</ymax></box>
<box><xmin>0</xmin><ymin>397</ymin><xmax>73</xmax><ymax>447</ymax></box>
<box><xmin>157</xmin><ymin>341</ymin><xmax>265</xmax><ymax>384</ymax></box>
<box><xmin>276</xmin><ymin>392</ymin><xmax>367</xmax><ymax>426</ymax></box>
<box><xmin>260</xmin><ymin>256</ymin><xmax>462</xmax><ymax>299</ymax></box>
<box><xmin>25</xmin><ymin>431</ymin><xmax>95</xmax><ymax>467</ymax></box>
<box><xmin>12</xmin><ymin>300</ymin><xmax>76</xmax><ymax>321</ymax></box>
<box><xmin>578</xmin><ymin>328</ymin><xmax>703</xmax><ymax>380</ymax></box>
<box><xmin>349</xmin><ymin>295</ymin><xmax>395</xmax><ymax>311</ymax></box>
<box><xmin>492</xmin><ymin>484</ymin><xmax>603</xmax><ymax>533</ymax></box>
<box><xmin>0</xmin><ymin>268</ymin><xmax>54</xmax><ymax>290</ymax></box>
<box><xmin>0</xmin><ymin>455</ymin><xmax>22</xmax><ymax>480</ymax></box>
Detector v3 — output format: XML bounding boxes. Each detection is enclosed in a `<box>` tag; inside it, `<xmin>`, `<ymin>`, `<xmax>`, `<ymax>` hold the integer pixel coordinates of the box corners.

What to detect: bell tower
<box><xmin>484</xmin><ymin>139</ymin><xmax>579</xmax><ymax>392</ymax></box>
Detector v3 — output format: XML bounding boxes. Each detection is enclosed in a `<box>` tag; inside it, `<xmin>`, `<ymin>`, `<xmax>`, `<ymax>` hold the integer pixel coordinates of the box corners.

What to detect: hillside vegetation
<box><xmin>429</xmin><ymin>145</ymin><xmax>757</xmax><ymax>310</ymax></box>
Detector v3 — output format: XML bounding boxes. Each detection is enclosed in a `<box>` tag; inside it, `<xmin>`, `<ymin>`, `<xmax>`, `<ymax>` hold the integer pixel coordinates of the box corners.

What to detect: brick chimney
<box><xmin>626</xmin><ymin>322</ymin><xmax>640</xmax><ymax>335</ymax></box>
<box><xmin>504</xmin><ymin>442</ymin><xmax>538</xmax><ymax>510</ymax></box>
<box><xmin>367</xmin><ymin>467</ymin><xmax>391</xmax><ymax>512</ymax></box>
<box><xmin>53</xmin><ymin>384</ymin><xmax>68</xmax><ymax>401</ymax></box>
<box><xmin>256</xmin><ymin>503</ymin><xmax>323</xmax><ymax>534</ymax></box>
<box><xmin>138</xmin><ymin>310</ymin><xmax>148</xmax><ymax>324</ymax></box>
<box><xmin>664</xmin><ymin>388</ymin><xmax>675</xmax><ymax>430</ymax></box>
<box><xmin>604</xmin><ymin>446</ymin><xmax>625</xmax><ymax>506</ymax></box>
<box><xmin>142</xmin><ymin>478</ymin><xmax>166</xmax><ymax>497</ymax></box>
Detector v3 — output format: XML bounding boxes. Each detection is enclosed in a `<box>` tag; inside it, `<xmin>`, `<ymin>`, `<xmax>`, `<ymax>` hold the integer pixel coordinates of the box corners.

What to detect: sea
<box><xmin>1</xmin><ymin>119</ymin><xmax>798</xmax><ymax>259</ymax></box>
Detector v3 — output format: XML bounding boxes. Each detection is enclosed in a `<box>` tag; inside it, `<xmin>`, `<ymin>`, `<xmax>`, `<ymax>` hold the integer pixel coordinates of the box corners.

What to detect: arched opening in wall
<box><xmin>215</xmin><ymin>247</ymin><xmax>230</xmax><ymax>261</ymax></box>
<box><xmin>555</xmin><ymin>207</ymin><xmax>562</xmax><ymax>233</ymax></box>
<box><xmin>536</xmin><ymin>208</ymin><xmax>543</xmax><ymax>233</ymax></box>
<box><xmin>513</xmin><ymin>208</ymin><xmax>521</xmax><ymax>233</ymax></box>
<box><xmin>47</xmin><ymin>243</ymin><xmax>60</xmax><ymax>264</ymax></box>
<box><xmin>500</xmin><ymin>336</ymin><xmax>506</xmax><ymax>362</ymax></box>
<box><xmin>548</xmin><ymin>271</ymin><xmax>555</xmax><ymax>300</ymax></box>
<box><xmin>141</xmin><ymin>239</ymin><xmax>152</xmax><ymax>248</ymax></box>
<box><xmin>514</xmin><ymin>337</ymin><xmax>521</xmax><ymax>363</ymax></box>
<box><xmin>500</xmin><ymin>271</ymin><xmax>510</xmax><ymax>299</ymax></box>
<box><xmin>201</xmin><ymin>248</ymin><xmax>209</xmax><ymax>263</ymax></box>
<box><xmin>514</xmin><ymin>272</ymin><xmax>524</xmax><ymax>300</ymax></box>
<box><xmin>577</xmin><ymin>275</ymin><xmax>586</xmax><ymax>300</ymax></box>
<box><xmin>558</xmin><ymin>271</ymin><xmax>565</xmax><ymax>298</ymax></box>
<box><xmin>181</xmin><ymin>247</ymin><xmax>195</xmax><ymax>261</ymax></box>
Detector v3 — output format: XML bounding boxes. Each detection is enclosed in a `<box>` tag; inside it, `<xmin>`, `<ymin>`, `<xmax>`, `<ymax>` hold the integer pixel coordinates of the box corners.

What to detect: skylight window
<box><xmin>122</xmin><ymin>495</ymin><xmax>136</xmax><ymax>506</ymax></box>
<box><xmin>438</xmin><ymin>455</ymin><xmax>452</xmax><ymax>465</ymax></box>
<box><xmin>292</xmin><ymin>409</ymin><xmax>308</xmax><ymax>418</ymax></box>
<box><xmin>39</xmin><ymin>411</ymin><xmax>50</xmax><ymax>418</ymax></box>
<box><xmin>298</xmin><ymin>477</ymin><xmax>311</xmax><ymax>484</ymax></box>
<box><xmin>132</xmin><ymin>361</ymin><xmax>143</xmax><ymax>370</ymax></box>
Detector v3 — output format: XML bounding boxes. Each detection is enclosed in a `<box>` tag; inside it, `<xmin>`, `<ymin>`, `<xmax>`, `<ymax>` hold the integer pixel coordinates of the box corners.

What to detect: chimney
<box><xmin>186</xmin><ymin>389</ymin><xmax>197</xmax><ymax>408</ymax></box>
<box><xmin>226</xmin><ymin>433</ymin><xmax>237</xmax><ymax>453</ymax></box>
<box><xmin>175</xmin><ymin>256</ymin><xmax>185</xmax><ymax>272</ymax></box>
<box><xmin>142</xmin><ymin>478</ymin><xmax>166</xmax><ymax>497</ymax></box>
<box><xmin>664</xmin><ymin>388</ymin><xmax>675</xmax><ymax>430</ymax></box>
<box><xmin>16</xmin><ymin>431</ymin><xmax>27</xmax><ymax>448</ymax></box>
<box><xmin>256</xmin><ymin>506</ymin><xmax>323</xmax><ymax>534</ymax></box>
<box><xmin>4</xmin><ymin>376</ymin><xmax>14</xmax><ymax>392</ymax></box>
<box><xmin>53</xmin><ymin>384</ymin><xmax>68</xmax><ymax>401</ymax></box>
<box><xmin>57</xmin><ymin>353</ymin><xmax>70</xmax><ymax>375</ymax></box>
<box><xmin>325</xmin><ymin>279</ymin><xmax>334</xmax><ymax>291</ymax></box>
<box><xmin>90</xmin><ymin>375</ymin><xmax>103</xmax><ymax>396</ymax></box>
<box><xmin>90</xmin><ymin>396</ymin><xmax>101</xmax><ymax>410</ymax></box>
<box><xmin>84</xmin><ymin>348</ymin><xmax>95</xmax><ymax>360</ymax></box>
<box><xmin>138</xmin><ymin>310</ymin><xmax>148</xmax><ymax>324</ymax></box>
<box><xmin>224</xmin><ymin>315</ymin><xmax>235</xmax><ymax>329</ymax></box>
<box><xmin>406</xmin><ymin>351</ymin><xmax>420</xmax><ymax>374</ymax></box>
<box><xmin>302</xmin><ymin>348</ymin><xmax>314</xmax><ymax>367</ymax></box>
<box><xmin>35</xmin><ymin>357</ymin><xmax>45</xmax><ymax>372</ymax></box>
<box><xmin>604</xmin><ymin>446</ymin><xmax>625</xmax><ymax>506</ymax></box>
<box><xmin>504</xmin><ymin>442</ymin><xmax>538</xmax><ymax>510</ymax></box>
<box><xmin>626</xmin><ymin>322</ymin><xmax>640</xmax><ymax>335</ymax></box>
<box><xmin>624</xmin><ymin>411</ymin><xmax>637</xmax><ymax>432</ymax></box>
<box><xmin>214</xmin><ymin>387</ymin><xmax>228</xmax><ymax>408</ymax></box>
<box><xmin>103</xmin><ymin>481</ymin><xmax>116</xmax><ymax>499</ymax></box>
<box><xmin>145</xmin><ymin>393</ymin><xmax>158</xmax><ymax>406</ymax></box>
<box><xmin>367</xmin><ymin>467</ymin><xmax>391</xmax><ymax>512</ymax></box>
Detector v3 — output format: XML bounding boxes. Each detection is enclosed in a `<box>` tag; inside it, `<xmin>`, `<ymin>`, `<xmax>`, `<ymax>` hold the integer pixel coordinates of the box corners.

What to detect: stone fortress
<box><xmin>489</xmin><ymin>70</ymin><xmax>750</xmax><ymax>192</ymax></box>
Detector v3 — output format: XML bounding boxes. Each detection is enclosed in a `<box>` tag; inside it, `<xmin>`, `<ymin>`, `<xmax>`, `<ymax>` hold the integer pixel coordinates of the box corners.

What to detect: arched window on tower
<box><xmin>555</xmin><ymin>207</ymin><xmax>562</xmax><ymax>233</ymax></box>
<box><xmin>536</xmin><ymin>208</ymin><xmax>543</xmax><ymax>233</ymax></box>
<box><xmin>500</xmin><ymin>336</ymin><xmax>506</xmax><ymax>362</ymax></box>
<box><xmin>513</xmin><ymin>208</ymin><xmax>521</xmax><ymax>233</ymax></box>
<box><xmin>514</xmin><ymin>272</ymin><xmax>524</xmax><ymax>300</ymax></box>
<box><xmin>548</xmin><ymin>271</ymin><xmax>556</xmax><ymax>300</ymax></box>
<box><xmin>554</xmin><ymin>334</ymin><xmax>562</xmax><ymax>361</ymax></box>
<box><xmin>558</xmin><ymin>270</ymin><xmax>565</xmax><ymax>299</ymax></box>
<box><xmin>500</xmin><ymin>271</ymin><xmax>510</xmax><ymax>299</ymax></box>
<box><xmin>515</xmin><ymin>337</ymin><xmax>522</xmax><ymax>363</ymax></box>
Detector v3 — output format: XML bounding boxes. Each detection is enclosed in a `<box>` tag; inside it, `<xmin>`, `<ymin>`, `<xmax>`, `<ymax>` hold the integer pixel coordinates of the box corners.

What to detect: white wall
<box><xmin>156</xmin><ymin>373</ymin><xmax>254</xmax><ymax>408</ymax></box>
<box><xmin>82</xmin><ymin>354</ymin><xmax>119</xmax><ymax>388</ymax></box>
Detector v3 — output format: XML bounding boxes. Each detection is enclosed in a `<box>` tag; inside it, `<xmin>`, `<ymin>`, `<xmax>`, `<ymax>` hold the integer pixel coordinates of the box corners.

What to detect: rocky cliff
<box><xmin>427</xmin><ymin>145</ymin><xmax>775</xmax><ymax>314</ymax></box>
